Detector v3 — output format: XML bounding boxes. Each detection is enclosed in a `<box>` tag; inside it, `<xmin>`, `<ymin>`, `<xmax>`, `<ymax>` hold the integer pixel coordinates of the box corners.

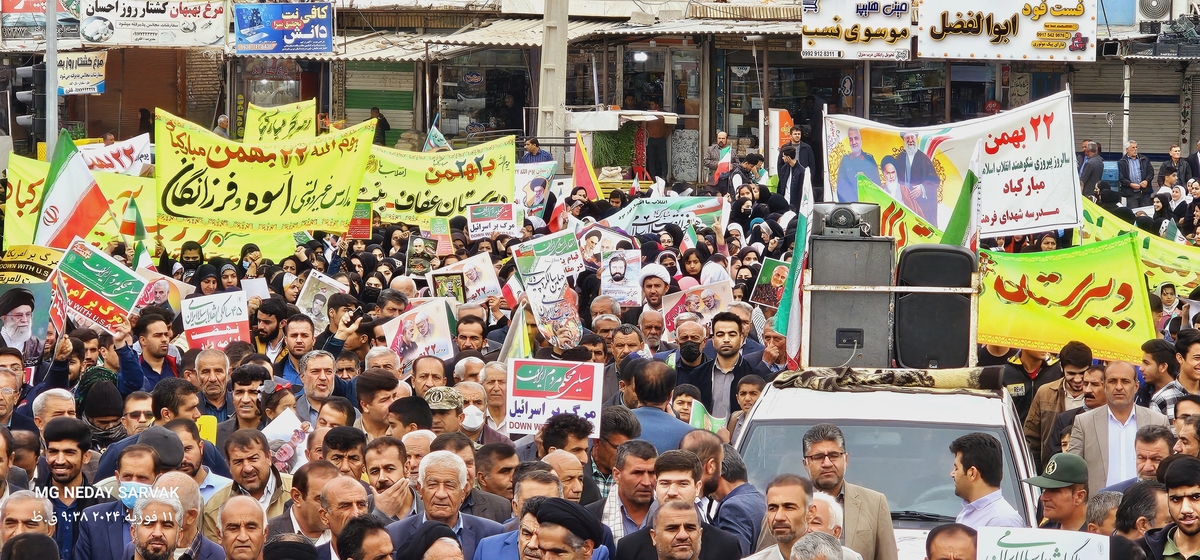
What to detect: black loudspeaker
<box><xmin>808</xmin><ymin>236</ymin><xmax>895</xmax><ymax>368</ymax></box>
<box><xmin>894</xmin><ymin>245</ymin><xmax>977</xmax><ymax>369</ymax></box>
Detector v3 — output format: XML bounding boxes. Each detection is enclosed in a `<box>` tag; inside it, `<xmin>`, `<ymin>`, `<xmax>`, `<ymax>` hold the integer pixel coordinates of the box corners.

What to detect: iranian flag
<box><xmin>773</xmin><ymin>167</ymin><xmax>814</xmax><ymax>370</ymax></box>
<box><xmin>132</xmin><ymin>240</ymin><xmax>156</xmax><ymax>271</ymax></box>
<box><xmin>423</xmin><ymin>125</ymin><xmax>450</xmax><ymax>152</ymax></box>
<box><xmin>120</xmin><ymin>198</ymin><xmax>148</xmax><ymax>240</ymax></box>
<box><xmin>34</xmin><ymin>130</ymin><xmax>110</xmax><ymax>249</ymax></box>
<box><xmin>940</xmin><ymin>139</ymin><xmax>983</xmax><ymax>252</ymax></box>
<box><xmin>710</xmin><ymin>145</ymin><xmax>732</xmax><ymax>185</ymax></box>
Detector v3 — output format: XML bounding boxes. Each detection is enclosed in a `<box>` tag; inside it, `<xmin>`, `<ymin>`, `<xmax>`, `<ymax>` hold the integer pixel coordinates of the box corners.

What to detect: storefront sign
<box><xmin>1</xmin><ymin>0</ymin><xmax>80</xmax><ymax>50</ymax></box>
<box><xmin>78</xmin><ymin>0</ymin><xmax>225</xmax><ymax>46</ymax></box>
<box><xmin>800</xmin><ymin>0</ymin><xmax>912</xmax><ymax>60</ymax></box>
<box><xmin>824</xmin><ymin>89</ymin><xmax>1080</xmax><ymax>238</ymax></box>
<box><xmin>917</xmin><ymin>0</ymin><xmax>1096</xmax><ymax>60</ymax></box>
<box><xmin>233</xmin><ymin>3</ymin><xmax>333</xmax><ymax>54</ymax></box>
<box><xmin>56</xmin><ymin>51</ymin><xmax>105</xmax><ymax>94</ymax></box>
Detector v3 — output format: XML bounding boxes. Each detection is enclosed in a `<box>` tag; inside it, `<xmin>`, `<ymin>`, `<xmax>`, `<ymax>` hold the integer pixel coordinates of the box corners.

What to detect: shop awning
<box><xmin>594</xmin><ymin>18</ymin><xmax>804</xmax><ymax>36</ymax></box>
<box><xmin>425</xmin><ymin>18</ymin><xmax>625</xmax><ymax>47</ymax></box>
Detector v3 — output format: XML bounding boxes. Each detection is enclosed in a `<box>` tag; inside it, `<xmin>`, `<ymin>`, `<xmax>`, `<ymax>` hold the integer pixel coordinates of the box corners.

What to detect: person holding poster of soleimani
<box><xmin>835</xmin><ymin>126</ymin><xmax>881</xmax><ymax>203</ymax></box>
<box><xmin>893</xmin><ymin>131</ymin><xmax>940</xmax><ymax>221</ymax></box>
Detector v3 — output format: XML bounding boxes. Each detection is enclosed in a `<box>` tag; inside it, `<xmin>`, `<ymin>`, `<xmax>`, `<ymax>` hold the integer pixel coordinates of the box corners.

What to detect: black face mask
<box><xmin>181</xmin><ymin>259</ymin><xmax>201</xmax><ymax>270</ymax></box>
<box><xmin>679</xmin><ymin>341</ymin><xmax>703</xmax><ymax>363</ymax></box>
<box><xmin>360</xmin><ymin>286</ymin><xmax>381</xmax><ymax>305</ymax></box>
<box><xmin>664</xmin><ymin>264</ymin><xmax>679</xmax><ymax>277</ymax></box>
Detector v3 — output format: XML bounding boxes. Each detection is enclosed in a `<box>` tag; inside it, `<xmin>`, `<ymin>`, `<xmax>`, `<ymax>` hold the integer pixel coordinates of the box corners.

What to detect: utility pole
<box><xmin>537</xmin><ymin>0</ymin><xmax>568</xmax><ymax>143</ymax></box>
<box><xmin>44</xmin><ymin>0</ymin><xmax>58</xmax><ymax>156</ymax></box>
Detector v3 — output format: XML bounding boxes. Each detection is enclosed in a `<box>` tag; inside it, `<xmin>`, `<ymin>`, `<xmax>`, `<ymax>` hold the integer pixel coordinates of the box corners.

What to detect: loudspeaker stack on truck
<box><xmin>801</xmin><ymin>202</ymin><xmax>980</xmax><ymax>370</ymax></box>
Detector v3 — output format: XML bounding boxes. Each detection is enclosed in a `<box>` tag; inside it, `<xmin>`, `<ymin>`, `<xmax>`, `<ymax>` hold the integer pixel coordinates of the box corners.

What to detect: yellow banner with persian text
<box><xmin>364</xmin><ymin>136</ymin><xmax>517</xmax><ymax>230</ymax></box>
<box><xmin>3</xmin><ymin>153</ymin><xmax>296</xmax><ymax>260</ymax></box>
<box><xmin>1079</xmin><ymin>197</ymin><xmax>1200</xmax><ymax>292</ymax></box>
<box><xmin>978</xmin><ymin>233</ymin><xmax>1154</xmax><ymax>362</ymax></box>
<box><xmin>155</xmin><ymin>109</ymin><xmax>374</xmax><ymax>233</ymax></box>
<box><xmin>243</xmin><ymin>99</ymin><xmax>318</xmax><ymax>143</ymax></box>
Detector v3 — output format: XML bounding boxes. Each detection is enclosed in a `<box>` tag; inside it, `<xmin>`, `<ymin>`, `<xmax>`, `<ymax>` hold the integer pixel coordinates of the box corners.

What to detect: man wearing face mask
<box><xmin>75</xmin><ymin>444</ymin><xmax>162</xmax><ymax>560</ymax></box>
<box><xmin>656</xmin><ymin>319</ymin><xmax>709</xmax><ymax>384</ymax></box>
<box><xmin>455</xmin><ymin>382</ymin><xmax>513</xmax><ymax>447</ymax></box>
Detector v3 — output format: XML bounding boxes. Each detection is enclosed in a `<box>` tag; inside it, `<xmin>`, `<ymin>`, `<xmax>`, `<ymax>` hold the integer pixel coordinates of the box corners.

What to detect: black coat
<box><xmin>679</xmin><ymin>355</ymin><xmax>771</xmax><ymax>419</ymax></box>
<box><xmin>614</xmin><ymin>522</ymin><xmax>741</xmax><ymax>560</ymax></box>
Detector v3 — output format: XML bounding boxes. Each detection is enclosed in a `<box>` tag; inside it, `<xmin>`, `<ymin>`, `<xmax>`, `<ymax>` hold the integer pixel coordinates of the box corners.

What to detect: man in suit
<box><xmin>1100</xmin><ymin>425</ymin><xmax>1175</xmax><ymax>494</ymax></box>
<box><xmin>386</xmin><ymin>451</ymin><xmax>504</xmax><ymax>560</ymax></box>
<box><xmin>1079</xmin><ymin>140</ymin><xmax>1104</xmax><ymax>198</ymax></box>
<box><xmin>712</xmin><ymin>444</ymin><xmax>764</xmax><ymax>557</ymax></box>
<box><xmin>268</xmin><ymin>460</ymin><xmax>339</xmax><ymax>541</ymax></box>
<box><xmin>1119</xmin><ymin>140</ymin><xmax>1155</xmax><ymax>207</ymax></box>
<box><xmin>430</xmin><ymin>432</ymin><xmax>511</xmax><ymax>523</ymax></box>
<box><xmin>801</xmin><ymin>424</ymin><xmax>897</xmax><ymax>560</ymax></box>
<box><xmin>1068</xmin><ymin>361</ymin><xmax>1170</xmax><ymax>496</ymax></box>
<box><xmin>317</xmin><ymin>476</ymin><xmax>369</xmax><ymax>560</ymax></box>
<box><xmin>76</xmin><ymin>443</ymin><xmax>161</xmax><ymax>560</ymax></box>
<box><xmin>613</xmin><ymin>450</ymin><xmax>740</xmax><ymax>560</ymax></box>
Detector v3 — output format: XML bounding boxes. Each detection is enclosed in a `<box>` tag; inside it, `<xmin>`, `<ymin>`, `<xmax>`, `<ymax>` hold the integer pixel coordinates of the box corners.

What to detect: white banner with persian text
<box><xmin>917</xmin><ymin>0</ymin><xmax>1097</xmax><ymax>61</ymax></box>
<box><xmin>824</xmin><ymin>89</ymin><xmax>1080</xmax><ymax>237</ymax></box>
<box><xmin>79</xmin><ymin>0</ymin><xmax>226</xmax><ymax>47</ymax></box>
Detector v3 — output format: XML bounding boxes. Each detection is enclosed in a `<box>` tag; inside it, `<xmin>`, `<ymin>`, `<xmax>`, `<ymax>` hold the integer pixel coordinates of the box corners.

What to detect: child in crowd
<box><xmin>672</xmin><ymin>384</ymin><xmax>701</xmax><ymax>423</ymax></box>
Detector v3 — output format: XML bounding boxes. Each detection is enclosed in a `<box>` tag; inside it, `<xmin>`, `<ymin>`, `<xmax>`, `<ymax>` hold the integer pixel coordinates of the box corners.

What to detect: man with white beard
<box><xmin>892</xmin><ymin>131</ymin><xmax>940</xmax><ymax>221</ymax></box>
<box><xmin>880</xmin><ymin>160</ymin><xmax>903</xmax><ymax>201</ymax></box>
<box><xmin>0</xmin><ymin>289</ymin><xmax>42</xmax><ymax>368</ymax></box>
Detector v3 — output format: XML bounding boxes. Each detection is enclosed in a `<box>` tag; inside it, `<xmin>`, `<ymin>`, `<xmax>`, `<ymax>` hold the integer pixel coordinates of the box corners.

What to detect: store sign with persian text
<box><xmin>916</xmin><ymin>0</ymin><xmax>1096</xmax><ymax>60</ymax></box>
<box><xmin>800</xmin><ymin>0</ymin><xmax>913</xmax><ymax>60</ymax></box>
<box><xmin>78</xmin><ymin>0</ymin><xmax>226</xmax><ymax>47</ymax></box>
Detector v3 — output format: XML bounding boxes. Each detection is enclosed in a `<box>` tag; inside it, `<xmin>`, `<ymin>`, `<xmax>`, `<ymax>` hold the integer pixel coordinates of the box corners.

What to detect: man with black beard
<box><xmin>607</xmin><ymin>254</ymin><xmax>630</xmax><ymax>287</ymax></box>
<box><xmin>254</xmin><ymin>298</ymin><xmax>288</xmax><ymax>363</ymax></box>
<box><xmin>681</xmin><ymin>430</ymin><xmax>724</xmax><ymax>499</ymax></box>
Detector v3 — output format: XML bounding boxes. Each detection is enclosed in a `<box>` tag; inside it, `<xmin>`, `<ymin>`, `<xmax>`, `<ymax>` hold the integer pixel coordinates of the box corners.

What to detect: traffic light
<box><xmin>14</xmin><ymin>63</ymin><xmax>46</xmax><ymax>142</ymax></box>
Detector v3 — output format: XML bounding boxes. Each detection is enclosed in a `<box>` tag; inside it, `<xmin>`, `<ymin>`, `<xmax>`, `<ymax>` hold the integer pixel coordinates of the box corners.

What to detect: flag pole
<box><xmin>104</xmin><ymin>204</ymin><xmax>133</xmax><ymax>252</ymax></box>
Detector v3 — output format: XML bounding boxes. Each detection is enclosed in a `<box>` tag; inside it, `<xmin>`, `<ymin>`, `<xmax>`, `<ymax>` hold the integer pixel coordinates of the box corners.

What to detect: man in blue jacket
<box><xmin>75</xmin><ymin>443</ymin><xmax>161</xmax><ymax>560</ymax></box>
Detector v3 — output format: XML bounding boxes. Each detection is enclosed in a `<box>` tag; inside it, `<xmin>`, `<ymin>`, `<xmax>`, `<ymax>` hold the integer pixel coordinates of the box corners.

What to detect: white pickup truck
<box><xmin>734</xmin><ymin>381</ymin><xmax>1038</xmax><ymax>559</ymax></box>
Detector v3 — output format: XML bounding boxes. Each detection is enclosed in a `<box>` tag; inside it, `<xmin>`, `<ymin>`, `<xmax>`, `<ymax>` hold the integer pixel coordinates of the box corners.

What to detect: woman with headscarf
<box><xmin>1153</xmin><ymin>193</ymin><xmax>1174</xmax><ymax>237</ymax></box>
<box><xmin>603</xmin><ymin>191</ymin><xmax>629</xmax><ymax>218</ymax></box>
<box><xmin>737</xmin><ymin>246</ymin><xmax>761</xmax><ymax>268</ymax></box>
<box><xmin>1157</xmin><ymin>281</ymin><xmax>1182</xmax><ymax>333</ymax></box>
<box><xmin>362</xmin><ymin>272</ymin><xmax>387</xmax><ymax>305</ymax></box>
<box><xmin>680</xmin><ymin>248</ymin><xmax>705</xmax><ymax>284</ymax></box>
<box><xmin>701</xmin><ymin>260</ymin><xmax>733</xmax><ymax>286</ymax></box>
<box><xmin>1032</xmin><ymin>231</ymin><xmax>1058</xmax><ymax>252</ymax></box>
<box><xmin>238</xmin><ymin>243</ymin><xmax>262</xmax><ymax>278</ymax></box>
<box><xmin>376</xmin><ymin>258</ymin><xmax>399</xmax><ymax>285</ymax></box>
<box><xmin>218</xmin><ymin>261</ymin><xmax>241</xmax><ymax>290</ymax></box>
<box><xmin>187</xmin><ymin>264</ymin><xmax>220</xmax><ymax>298</ymax></box>
<box><xmin>731</xmin><ymin>197</ymin><xmax>755</xmax><ymax>232</ymax></box>
<box><xmin>658</xmin><ymin>224</ymin><xmax>684</xmax><ymax>250</ymax></box>
<box><xmin>269</xmin><ymin>270</ymin><xmax>301</xmax><ymax>303</ymax></box>
<box><xmin>656</xmin><ymin>248</ymin><xmax>681</xmax><ymax>279</ymax></box>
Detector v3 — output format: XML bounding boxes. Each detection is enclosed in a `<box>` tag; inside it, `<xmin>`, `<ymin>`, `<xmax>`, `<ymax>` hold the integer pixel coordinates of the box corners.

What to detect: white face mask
<box><xmin>462</xmin><ymin>405</ymin><xmax>486</xmax><ymax>431</ymax></box>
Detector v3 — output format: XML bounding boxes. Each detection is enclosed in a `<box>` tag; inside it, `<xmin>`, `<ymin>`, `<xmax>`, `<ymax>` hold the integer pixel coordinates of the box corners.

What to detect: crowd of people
<box><xmin>3</xmin><ymin>124</ymin><xmax>1196</xmax><ymax>560</ymax></box>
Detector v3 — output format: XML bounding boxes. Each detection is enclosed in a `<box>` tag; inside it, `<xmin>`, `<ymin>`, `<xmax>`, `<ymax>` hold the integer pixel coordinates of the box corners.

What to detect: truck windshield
<box><xmin>738</xmin><ymin>420</ymin><xmax>1030</xmax><ymax>528</ymax></box>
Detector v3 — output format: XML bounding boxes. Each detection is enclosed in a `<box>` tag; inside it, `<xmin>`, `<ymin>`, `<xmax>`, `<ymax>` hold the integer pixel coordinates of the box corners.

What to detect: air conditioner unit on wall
<box><xmin>1139</xmin><ymin>0</ymin><xmax>1173</xmax><ymax>34</ymax></box>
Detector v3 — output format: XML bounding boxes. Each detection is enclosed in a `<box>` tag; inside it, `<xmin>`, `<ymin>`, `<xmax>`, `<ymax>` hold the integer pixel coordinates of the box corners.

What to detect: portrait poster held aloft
<box><xmin>380</xmin><ymin>300</ymin><xmax>456</xmax><ymax>373</ymax></box>
<box><xmin>428</xmin><ymin>252</ymin><xmax>502</xmax><ymax>303</ymax></box>
<box><xmin>512</xmin><ymin>230</ymin><xmax>587</xmax><ymax>350</ymax></box>
<box><xmin>662</xmin><ymin>281</ymin><xmax>734</xmax><ymax>331</ymax></box>
<box><xmin>56</xmin><ymin>237</ymin><xmax>148</xmax><ymax>336</ymax></box>
<box><xmin>748</xmin><ymin>258</ymin><xmax>789</xmax><ymax>309</ymax></box>
<box><xmin>0</xmin><ymin>283</ymin><xmax>51</xmax><ymax>372</ymax></box>
<box><xmin>296</xmin><ymin>270</ymin><xmax>350</xmax><ymax>334</ymax></box>
<box><xmin>406</xmin><ymin>236</ymin><xmax>438</xmax><ymax>276</ymax></box>
<box><xmin>599</xmin><ymin>250</ymin><xmax>643</xmax><ymax>308</ymax></box>
<box><xmin>576</xmin><ymin>224</ymin><xmax>636</xmax><ymax>269</ymax></box>
<box><xmin>133</xmin><ymin>268</ymin><xmax>195</xmax><ymax>315</ymax></box>
<box><xmin>430</xmin><ymin>272</ymin><xmax>466</xmax><ymax>303</ymax></box>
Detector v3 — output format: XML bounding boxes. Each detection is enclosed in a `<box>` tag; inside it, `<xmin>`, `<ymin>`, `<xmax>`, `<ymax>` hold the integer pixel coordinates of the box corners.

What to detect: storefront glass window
<box><xmin>567</xmin><ymin>48</ymin><xmax>618</xmax><ymax>107</ymax></box>
<box><xmin>870</xmin><ymin>61</ymin><xmax>946</xmax><ymax>127</ymax></box>
<box><xmin>439</xmin><ymin>49</ymin><xmax>529</xmax><ymax>136</ymax></box>
<box><xmin>723</xmin><ymin>51</ymin><xmax>842</xmax><ymax>157</ymax></box>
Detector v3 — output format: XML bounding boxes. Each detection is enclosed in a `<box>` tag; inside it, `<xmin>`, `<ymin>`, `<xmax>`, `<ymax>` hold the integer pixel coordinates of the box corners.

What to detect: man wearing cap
<box><xmin>0</xmin><ymin>288</ymin><xmax>41</xmax><ymax>368</ymax></box>
<box><xmin>426</xmin><ymin>386</ymin><xmax>466</xmax><ymax>436</ymax></box>
<box><xmin>621</xmin><ymin>264</ymin><xmax>671</xmax><ymax>326</ymax></box>
<box><xmin>1023</xmin><ymin>453</ymin><xmax>1089</xmax><ymax>531</ymax></box>
<box><xmin>1139</xmin><ymin>455</ymin><xmax>1200</xmax><ymax>559</ymax></box>
<box><xmin>535</xmin><ymin>497</ymin><xmax>606</xmax><ymax>560</ymax></box>
<box><xmin>76</xmin><ymin>443</ymin><xmax>162</xmax><ymax>560</ymax></box>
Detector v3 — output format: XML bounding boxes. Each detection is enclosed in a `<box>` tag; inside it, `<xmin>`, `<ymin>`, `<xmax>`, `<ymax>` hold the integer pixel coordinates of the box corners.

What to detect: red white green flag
<box><xmin>34</xmin><ymin>130</ymin><xmax>110</xmax><ymax>249</ymax></box>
